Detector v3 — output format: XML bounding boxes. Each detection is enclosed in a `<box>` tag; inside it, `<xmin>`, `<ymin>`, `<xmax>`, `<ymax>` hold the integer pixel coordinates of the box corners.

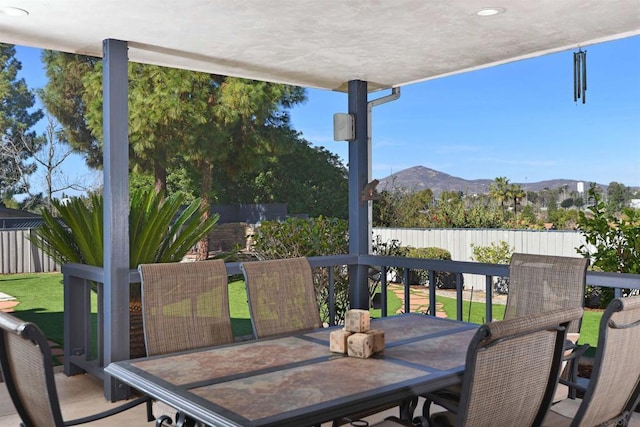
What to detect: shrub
<box><xmin>369</xmin><ymin>236</ymin><xmax>408</xmax><ymax>307</ymax></box>
<box><xmin>395</xmin><ymin>246</ymin><xmax>458</xmax><ymax>289</ymax></box>
<box><xmin>470</xmin><ymin>241</ymin><xmax>514</xmax><ymax>294</ymax></box>
<box><xmin>577</xmin><ymin>184</ymin><xmax>640</xmax><ymax>308</ymax></box>
<box><xmin>32</xmin><ymin>188</ymin><xmax>219</xmax><ymax>300</ymax></box>
<box><xmin>252</xmin><ymin>216</ymin><xmax>349</xmax><ymax>325</ymax></box>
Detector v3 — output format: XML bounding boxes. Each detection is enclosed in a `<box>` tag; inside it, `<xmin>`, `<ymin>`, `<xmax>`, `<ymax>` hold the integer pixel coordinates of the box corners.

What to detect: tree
<box><xmin>1</xmin><ymin>115</ymin><xmax>90</xmax><ymax>211</ymax></box>
<box><xmin>506</xmin><ymin>183</ymin><xmax>525</xmax><ymax>218</ymax></box>
<box><xmin>520</xmin><ymin>204</ymin><xmax>537</xmax><ymax>225</ymax></box>
<box><xmin>560</xmin><ymin>198</ymin><xmax>574</xmax><ymax>209</ymax></box>
<box><xmin>217</xmin><ymin>137</ymin><xmax>348</xmax><ymax>218</ymax></box>
<box><xmin>0</xmin><ymin>44</ymin><xmax>44</xmax><ymax>203</ymax></box>
<box><xmin>39</xmin><ymin>52</ymin><xmax>100</xmax><ymax>166</ymax></box>
<box><xmin>489</xmin><ymin>176</ymin><xmax>509</xmax><ymax>216</ymax></box>
<box><xmin>574</xmin><ymin>197</ymin><xmax>585</xmax><ymax>208</ymax></box>
<box><xmin>42</xmin><ymin>52</ymin><xmax>306</xmax><ymax>259</ymax></box>
<box><xmin>0</xmin><ymin>130</ymin><xmax>38</xmax><ymax>207</ymax></box>
<box><xmin>42</xmin><ymin>54</ymin><xmax>305</xmax><ymax>192</ymax></box>
<box><xmin>547</xmin><ymin>193</ymin><xmax>558</xmax><ymax>216</ymax></box>
<box><xmin>606</xmin><ymin>181</ymin><xmax>630</xmax><ymax>214</ymax></box>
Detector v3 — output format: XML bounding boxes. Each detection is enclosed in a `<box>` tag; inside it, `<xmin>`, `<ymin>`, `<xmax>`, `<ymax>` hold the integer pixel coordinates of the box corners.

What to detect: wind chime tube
<box><xmin>576</xmin><ymin>53</ymin><xmax>581</xmax><ymax>101</ymax></box>
<box><xmin>573</xmin><ymin>52</ymin><xmax>579</xmax><ymax>102</ymax></box>
<box><xmin>573</xmin><ymin>50</ymin><xmax>587</xmax><ymax>104</ymax></box>
<box><xmin>582</xmin><ymin>50</ymin><xmax>587</xmax><ymax>104</ymax></box>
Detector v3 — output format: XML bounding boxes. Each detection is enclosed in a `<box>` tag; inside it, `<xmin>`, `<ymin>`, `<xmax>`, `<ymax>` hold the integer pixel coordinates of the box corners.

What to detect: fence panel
<box><xmin>372</xmin><ymin>227</ymin><xmax>587</xmax><ymax>289</ymax></box>
<box><xmin>0</xmin><ymin>227</ymin><xmax>587</xmax><ymax>277</ymax></box>
<box><xmin>0</xmin><ymin>229</ymin><xmax>59</xmax><ymax>274</ymax></box>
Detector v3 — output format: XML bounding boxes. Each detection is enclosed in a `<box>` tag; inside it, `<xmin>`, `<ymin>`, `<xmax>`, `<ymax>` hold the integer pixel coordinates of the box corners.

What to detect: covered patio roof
<box><xmin>2</xmin><ymin>0</ymin><xmax>639</xmax><ymax>402</ymax></box>
<box><xmin>1</xmin><ymin>1</ymin><xmax>639</xmax><ymax>92</ymax></box>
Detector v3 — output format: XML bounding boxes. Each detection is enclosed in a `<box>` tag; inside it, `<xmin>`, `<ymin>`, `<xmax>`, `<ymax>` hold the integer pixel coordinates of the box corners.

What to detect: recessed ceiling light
<box><xmin>0</xmin><ymin>7</ymin><xmax>29</xmax><ymax>17</ymax></box>
<box><xmin>475</xmin><ymin>7</ymin><xmax>505</xmax><ymax>17</ymax></box>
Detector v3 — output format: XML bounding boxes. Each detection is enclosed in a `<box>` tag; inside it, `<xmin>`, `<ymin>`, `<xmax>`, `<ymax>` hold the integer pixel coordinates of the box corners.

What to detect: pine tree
<box><xmin>0</xmin><ymin>44</ymin><xmax>44</xmax><ymax>203</ymax></box>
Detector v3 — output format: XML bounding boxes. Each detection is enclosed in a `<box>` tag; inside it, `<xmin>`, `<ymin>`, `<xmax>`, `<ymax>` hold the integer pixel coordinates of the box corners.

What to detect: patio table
<box><xmin>105</xmin><ymin>313</ymin><xmax>478</xmax><ymax>427</ymax></box>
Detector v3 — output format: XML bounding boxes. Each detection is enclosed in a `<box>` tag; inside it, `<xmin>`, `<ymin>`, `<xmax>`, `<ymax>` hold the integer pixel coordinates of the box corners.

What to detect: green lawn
<box><xmin>0</xmin><ymin>273</ymin><xmax>71</xmax><ymax>346</ymax></box>
<box><xmin>0</xmin><ymin>273</ymin><xmax>255</xmax><ymax>345</ymax></box>
<box><xmin>0</xmin><ymin>272</ymin><xmax>602</xmax><ymax>351</ymax></box>
<box><xmin>435</xmin><ymin>295</ymin><xmax>602</xmax><ymax>349</ymax></box>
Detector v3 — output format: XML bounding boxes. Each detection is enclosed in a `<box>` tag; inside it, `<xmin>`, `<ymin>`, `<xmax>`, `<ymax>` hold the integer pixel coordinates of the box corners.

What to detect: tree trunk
<box><xmin>154</xmin><ymin>161</ymin><xmax>167</xmax><ymax>194</ymax></box>
<box><xmin>196</xmin><ymin>160</ymin><xmax>212</xmax><ymax>260</ymax></box>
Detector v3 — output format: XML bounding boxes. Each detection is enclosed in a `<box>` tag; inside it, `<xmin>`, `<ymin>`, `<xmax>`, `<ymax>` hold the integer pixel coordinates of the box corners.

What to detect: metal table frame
<box><xmin>106</xmin><ymin>314</ymin><xmax>477</xmax><ymax>427</ymax></box>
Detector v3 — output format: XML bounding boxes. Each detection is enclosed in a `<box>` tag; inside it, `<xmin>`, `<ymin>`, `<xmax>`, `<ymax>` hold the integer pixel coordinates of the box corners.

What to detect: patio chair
<box><xmin>0</xmin><ymin>311</ymin><xmax>150</xmax><ymax>427</ymax></box>
<box><xmin>139</xmin><ymin>259</ymin><xmax>234</xmax><ymax>426</ymax></box>
<box><xmin>371</xmin><ymin>306</ymin><xmax>584</xmax><ymax>427</ymax></box>
<box><xmin>505</xmin><ymin>253</ymin><xmax>590</xmax><ymax>401</ymax></box>
<box><xmin>542</xmin><ymin>296</ymin><xmax>640</xmax><ymax>427</ymax></box>
<box><xmin>422</xmin><ymin>253</ymin><xmax>589</xmax><ymax>419</ymax></box>
<box><xmin>240</xmin><ymin>256</ymin><xmax>322</xmax><ymax>338</ymax></box>
<box><xmin>139</xmin><ymin>259</ymin><xmax>234</xmax><ymax>355</ymax></box>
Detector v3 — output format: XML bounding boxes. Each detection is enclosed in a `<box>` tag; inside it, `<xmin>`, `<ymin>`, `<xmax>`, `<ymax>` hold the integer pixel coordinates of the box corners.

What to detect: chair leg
<box><xmin>400</xmin><ymin>397</ymin><xmax>419</xmax><ymax>421</ymax></box>
<box><xmin>422</xmin><ymin>397</ymin><xmax>434</xmax><ymax>419</ymax></box>
<box><xmin>147</xmin><ymin>400</ymin><xmax>156</xmax><ymax>422</ymax></box>
<box><xmin>565</xmin><ymin>343</ymin><xmax>589</xmax><ymax>399</ymax></box>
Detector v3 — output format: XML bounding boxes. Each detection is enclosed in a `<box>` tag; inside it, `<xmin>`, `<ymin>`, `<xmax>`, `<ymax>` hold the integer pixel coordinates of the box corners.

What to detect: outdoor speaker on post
<box><xmin>333</xmin><ymin>113</ymin><xmax>355</xmax><ymax>141</ymax></box>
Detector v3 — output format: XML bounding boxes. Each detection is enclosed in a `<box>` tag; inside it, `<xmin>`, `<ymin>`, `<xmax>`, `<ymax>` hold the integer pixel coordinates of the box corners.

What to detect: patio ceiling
<box><xmin>1</xmin><ymin>1</ymin><xmax>639</xmax><ymax>92</ymax></box>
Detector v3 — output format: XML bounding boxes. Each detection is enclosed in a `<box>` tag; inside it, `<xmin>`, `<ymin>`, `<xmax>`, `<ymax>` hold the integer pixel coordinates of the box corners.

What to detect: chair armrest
<box><xmin>559</xmin><ymin>376</ymin><xmax>589</xmax><ymax>394</ymax></box>
<box><xmin>561</xmin><ymin>342</ymin><xmax>590</xmax><ymax>399</ymax></box>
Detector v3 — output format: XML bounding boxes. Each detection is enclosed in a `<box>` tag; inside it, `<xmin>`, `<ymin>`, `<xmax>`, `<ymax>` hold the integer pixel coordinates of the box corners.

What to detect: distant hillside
<box><xmin>377</xmin><ymin>166</ymin><xmax>607</xmax><ymax>197</ymax></box>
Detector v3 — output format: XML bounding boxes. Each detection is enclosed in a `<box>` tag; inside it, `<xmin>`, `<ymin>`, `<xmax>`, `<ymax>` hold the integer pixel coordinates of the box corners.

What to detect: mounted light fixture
<box><xmin>475</xmin><ymin>7</ymin><xmax>505</xmax><ymax>16</ymax></box>
<box><xmin>333</xmin><ymin>113</ymin><xmax>355</xmax><ymax>141</ymax></box>
<box><xmin>0</xmin><ymin>7</ymin><xmax>29</xmax><ymax>16</ymax></box>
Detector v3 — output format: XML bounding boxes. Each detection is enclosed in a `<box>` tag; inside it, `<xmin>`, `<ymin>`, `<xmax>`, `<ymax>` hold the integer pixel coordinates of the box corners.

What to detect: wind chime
<box><xmin>574</xmin><ymin>48</ymin><xmax>587</xmax><ymax>104</ymax></box>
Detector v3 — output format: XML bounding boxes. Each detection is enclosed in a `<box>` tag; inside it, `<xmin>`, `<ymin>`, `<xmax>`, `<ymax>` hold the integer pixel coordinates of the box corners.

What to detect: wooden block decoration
<box><xmin>365</xmin><ymin>329</ymin><xmax>385</xmax><ymax>353</ymax></box>
<box><xmin>345</xmin><ymin>309</ymin><xmax>370</xmax><ymax>333</ymax></box>
<box><xmin>329</xmin><ymin>328</ymin><xmax>353</xmax><ymax>354</ymax></box>
<box><xmin>347</xmin><ymin>333</ymin><xmax>374</xmax><ymax>359</ymax></box>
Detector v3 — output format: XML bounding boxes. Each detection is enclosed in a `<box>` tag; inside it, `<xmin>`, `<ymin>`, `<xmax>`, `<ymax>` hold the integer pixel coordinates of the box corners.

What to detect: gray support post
<box><xmin>63</xmin><ymin>270</ymin><xmax>91</xmax><ymax>376</ymax></box>
<box><xmin>102</xmin><ymin>39</ymin><xmax>130</xmax><ymax>401</ymax></box>
<box><xmin>347</xmin><ymin>80</ymin><xmax>370</xmax><ymax>310</ymax></box>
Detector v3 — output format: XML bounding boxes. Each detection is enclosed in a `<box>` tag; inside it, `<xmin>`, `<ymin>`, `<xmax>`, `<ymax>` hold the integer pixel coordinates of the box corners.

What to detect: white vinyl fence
<box><xmin>0</xmin><ymin>227</ymin><xmax>587</xmax><ymax>280</ymax></box>
<box><xmin>0</xmin><ymin>229</ymin><xmax>59</xmax><ymax>274</ymax></box>
<box><xmin>372</xmin><ymin>227</ymin><xmax>588</xmax><ymax>289</ymax></box>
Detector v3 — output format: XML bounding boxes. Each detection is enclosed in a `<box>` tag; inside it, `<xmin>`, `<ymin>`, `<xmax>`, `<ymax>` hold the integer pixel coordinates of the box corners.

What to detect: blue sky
<box><xmin>14</xmin><ymin>35</ymin><xmax>640</xmax><ymax>197</ymax></box>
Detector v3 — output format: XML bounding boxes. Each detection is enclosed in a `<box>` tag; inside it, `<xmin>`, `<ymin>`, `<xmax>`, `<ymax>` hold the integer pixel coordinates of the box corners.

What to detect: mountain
<box><xmin>377</xmin><ymin>166</ymin><xmax>605</xmax><ymax>197</ymax></box>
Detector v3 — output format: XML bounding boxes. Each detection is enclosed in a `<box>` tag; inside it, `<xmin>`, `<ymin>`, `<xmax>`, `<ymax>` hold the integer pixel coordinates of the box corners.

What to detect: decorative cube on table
<box><xmin>365</xmin><ymin>329</ymin><xmax>385</xmax><ymax>353</ymax></box>
<box><xmin>347</xmin><ymin>333</ymin><xmax>374</xmax><ymax>359</ymax></box>
<box><xmin>330</xmin><ymin>310</ymin><xmax>384</xmax><ymax>358</ymax></box>
<box><xmin>330</xmin><ymin>328</ymin><xmax>353</xmax><ymax>353</ymax></box>
<box><xmin>345</xmin><ymin>309</ymin><xmax>370</xmax><ymax>333</ymax></box>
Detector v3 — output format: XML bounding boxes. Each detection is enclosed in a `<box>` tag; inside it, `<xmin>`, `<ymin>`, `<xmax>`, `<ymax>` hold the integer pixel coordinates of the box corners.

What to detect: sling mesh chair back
<box><xmin>421</xmin><ymin>254</ymin><xmax>590</xmax><ymax>419</ymax></box>
<box><xmin>375</xmin><ymin>307</ymin><xmax>583</xmax><ymax>427</ymax></box>
<box><xmin>0</xmin><ymin>311</ymin><xmax>149</xmax><ymax>427</ymax></box>
<box><xmin>506</xmin><ymin>253</ymin><xmax>590</xmax><ymax>401</ymax></box>
<box><xmin>543</xmin><ymin>296</ymin><xmax>640</xmax><ymax>427</ymax></box>
<box><xmin>139</xmin><ymin>259</ymin><xmax>234</xmax><ymax>356</ymax></box>
<box><xmin>139</xmin><ymin>259</ymin><xmax>234</xmax><ymax>426</ymax></box>
<box><xmin>240</xmin><ymin>257</ymin><xmax>322</xmax><ymax>339</ymax></box>
<box><xmin>505</xmin><ymin>253</ymin><xmax>589</xmax><ymax>332</ymax></box>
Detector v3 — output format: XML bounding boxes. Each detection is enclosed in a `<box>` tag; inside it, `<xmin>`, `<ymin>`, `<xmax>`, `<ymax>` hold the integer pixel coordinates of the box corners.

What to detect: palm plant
<box><xmin>489</xmin><ymin>176</ymin><xmax>510</xmax><ymax>215</ymax></box>
<box><xmin>32</xmin><ymin>188</ymin><xmax>219</xmax><ymax>298</ymax></box>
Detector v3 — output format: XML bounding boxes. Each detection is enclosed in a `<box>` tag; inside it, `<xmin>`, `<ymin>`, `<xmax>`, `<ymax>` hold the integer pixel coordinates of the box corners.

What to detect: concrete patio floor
<box><xmin>0</xmin><ymin>369</ymin><xmax>152</xmax><ymax>426</ymax></box>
